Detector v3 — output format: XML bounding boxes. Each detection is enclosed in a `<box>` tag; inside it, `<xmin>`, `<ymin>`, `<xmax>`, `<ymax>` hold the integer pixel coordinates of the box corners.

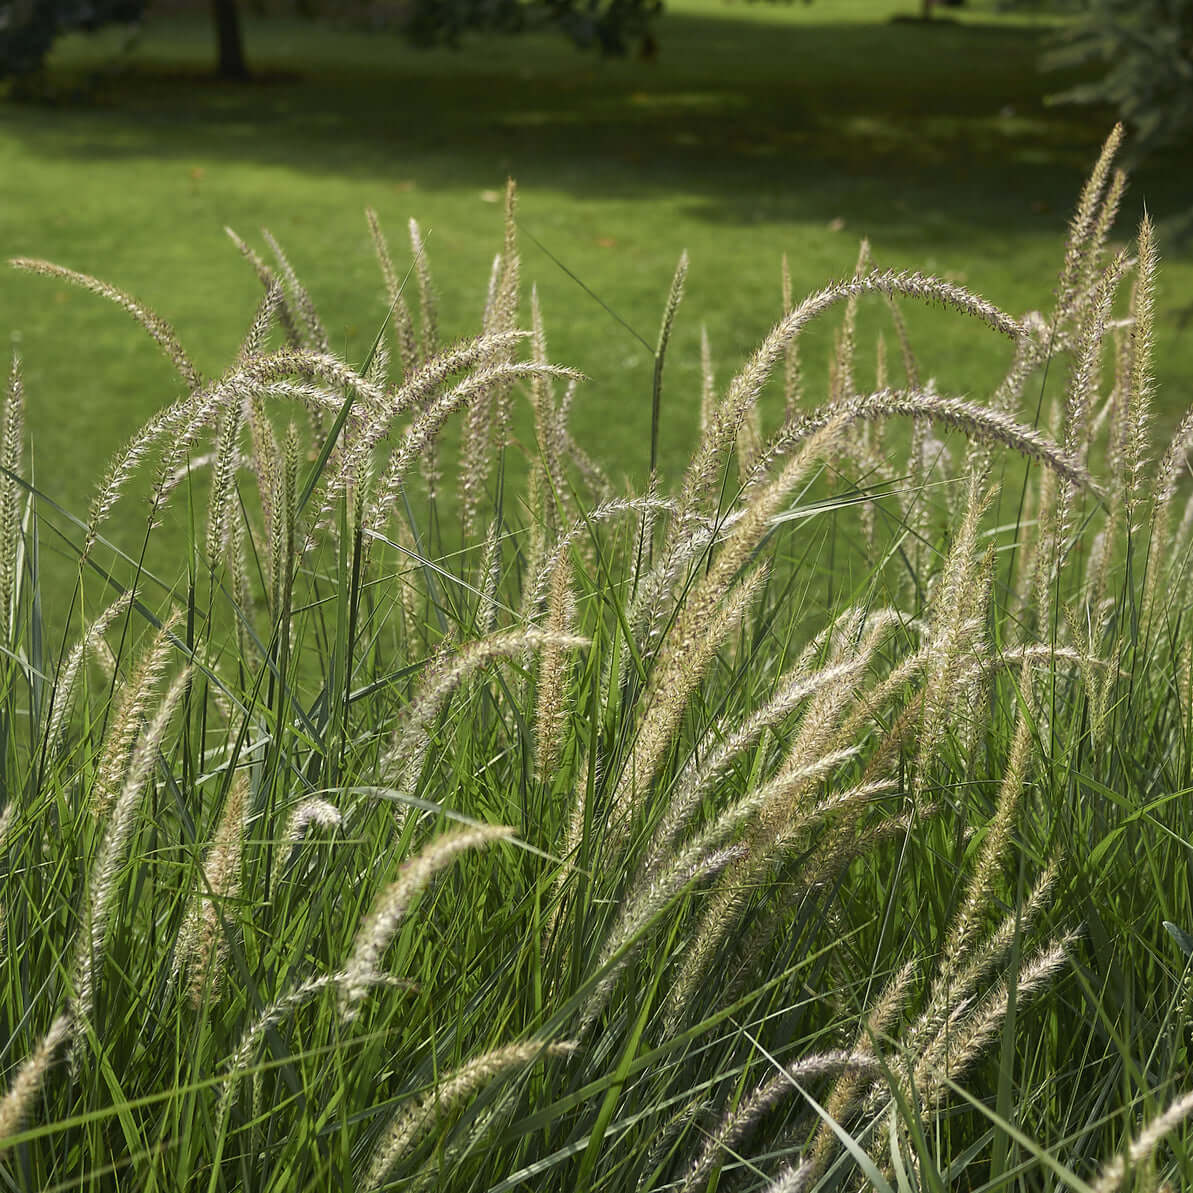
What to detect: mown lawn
<box><xmin>1</xmin><ymin>0</ymin><xmax>1190</xmax><ymax>542</ymax></box>
<box><xmin>8</xmin><ymin>10</ymin><xmax>1193</xmax><ymax>1189</ymax></box>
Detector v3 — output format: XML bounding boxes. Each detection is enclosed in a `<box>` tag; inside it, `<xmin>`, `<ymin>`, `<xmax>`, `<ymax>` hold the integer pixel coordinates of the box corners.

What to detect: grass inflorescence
<box><xmin>4</xmin><ymin>130</ymin><xmax>1193</xmax><ymax>1192</ymax></box>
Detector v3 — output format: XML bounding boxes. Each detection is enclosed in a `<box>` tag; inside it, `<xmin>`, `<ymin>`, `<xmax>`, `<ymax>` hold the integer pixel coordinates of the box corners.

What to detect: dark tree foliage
<box><xmin>1045</xmin><ymin>0</ymin><xmax>1193</xmax><ymax>164</ymax></box>
<box><xmin>0</xmin><ymin>0</ymin><xmax>143</xmax><ymax>76</ymax></box>
<box><xmin>2</xmin><ymin>0</ymin><xmax>660</xmax><ymax>82</ymax></box>
<box><xmin>403</xmin><ymin>0</ymin><xmax>660</xmax><ymax>53</ymax></box>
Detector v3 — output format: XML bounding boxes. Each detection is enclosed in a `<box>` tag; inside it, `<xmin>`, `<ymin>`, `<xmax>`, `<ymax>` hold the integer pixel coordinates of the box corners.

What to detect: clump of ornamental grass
<box><xmin>4</xmin><ymin>130</ymin><xmax>1193</xmax><ymax>1193</ymax></box>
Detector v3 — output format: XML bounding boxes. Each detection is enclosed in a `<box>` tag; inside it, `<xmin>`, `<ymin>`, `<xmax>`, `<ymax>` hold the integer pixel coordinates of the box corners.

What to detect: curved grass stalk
<box><xmin>361</xmin><ymin>361</ymin><xmax>583</xmax><ymax>540</ymax></box>
<box><xmin>10</xmin><ymin>258</ymin><xmax>200</xmax><ymax>390</ymax></box>
<box><xmin>340</xmin><ymin>824</ymin><xmax>515</xmax><ymax>1019</ymax></box>
<box><xmin>380</xmin><ymin>628</ymin><xmax>588</xmax><ymax>806</ymax></box>
<box><xmin>675</xmin><ymin>270</ymin><xmax>1023</xmax><ymax>535</ymax></box>
<box><xmin>72</xmin><ymin>667</ymin><xmax>191</xmax><ymax>1049</ymax></box>
<box><xmin>749</xmin><ymin>388</ymin><xmax>1098</xmax><ymax>500</ymax></box>
<box><xmin>0</xmin><ymin>1014</ymin><xmax>71</xmax><ymax>1149</ymax></box>
<box><xmin>362</xmin><ymin>1040</ymin><xmax>576</xmax><ymax>1191</ymax></box>
<box><xmin>0</xmin><ymin>355</ymin><xmax>23</xmax><ymax>642</ymax></box>
<box><xmin>678</xmin><ymin>1051</ymin><xmax>880</xmax><ymax>1193</ymax></box>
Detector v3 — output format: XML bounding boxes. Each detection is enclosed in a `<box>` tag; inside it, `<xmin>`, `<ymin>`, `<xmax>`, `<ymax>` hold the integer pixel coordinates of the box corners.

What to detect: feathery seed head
<box><xmin>608</xmin><ymin>563</ymin><xmax>769</xmax><ymax>842</ymax></box>
<box><xmin>1092</xmin><ymin>1086</ymin><xmax>1193</xmax><ymax>1193</ymax></box>
<box><xmin>679</xmin><ymin>1051</ymin><xmax>880</xmax><ymax>1193</ymax></box>
<box><xmin>10</xmin><ymin>257</ymin><xmax>200</xmax><ymax>390</ymax></box>
<box><xmin>408</xmin><ymin>218</ymin><xmax>438</xmax><ymax>361</ymax></box>
<box><xmin>92</xmin><ymin>611</ymin><xmax>185</xmax><ymax>819</ymax></box>
<box><xmin>341</xmin><ymin>824</ymin><xmax>515</xmax><ymax>1020</ymax></box>
<box><xmin>0</xmin><ymin>1014</ymin><xmax>71</xmax><ymax>1149</ymax></box>
<box><xmin>236</xmin><ymin>280</ymin><xmax>285</xmax><ymax>365</ymax></box>
<box><xmin>363</xmin><ymin>1039</ymin><xmax>575</xmax><ymax>1191</ymax></box>
<box><xmin>1056</xmin><ymin>123</ymin><xmax>1124</xmax><ymax>324</ymax></box>
<box><xmin>274</xmin><ymin>795</ymin><xmax>343</xmax><ymax>895</ymax></box>
<box><xmin>1124</xmin><ymin>214</ymin><xmax>1158</xmax><ymax>523</ymax></box>
<box><xmin>0</xmin><ymin>354</ymin><xmax>24</xmax><ymax>642</ymax></box>
<box><xmin>72</xmin><ymin>666</ymin><xmax>192</xmax><ymax>1046</ymax></box>
<box><xmin>676</xmin><ymin>270</ymin><xmax>1021</xmax><ymax>532</ymax></box>
<box><xmin>749</xmin><ymin>388</ymin><xmax>1098</xmax><ymax>500</ymax></box>
<box><xmin>381</xmin><ymin>628</ymin><xmax>588</xmax><ymax>802</ymax></box>
<box><xmin>347</xmin><ymin>349</ymin><xmax>560</xmax><ymax>537</ymax></box>
<box><xmin>175</xmin><ymin>770</ymin><xmax>252</xmax><ymax>1008</ymax></box>
<box><xmin>45</xmin><ymin>591</ymin><xmax>135</xmax><ymax>757</ymax></box>
<box><xmin>261</xmin><ymin>228</ymin><xmax>329</xmax><ymax>354</ymax></box>
<box><xmin>535</xmin><ymin>549</ymin><xmax>578</xmax><ymax>782</ymax></box>
<box><xmin>225</xmin><ymin>226</ymin><xmax>304</xmax><ymax>347</ymax></box>
<box><xmin>580</xmin><ymin>843</ymin><xmax>747</xmax><ymax>1033</ymax></box>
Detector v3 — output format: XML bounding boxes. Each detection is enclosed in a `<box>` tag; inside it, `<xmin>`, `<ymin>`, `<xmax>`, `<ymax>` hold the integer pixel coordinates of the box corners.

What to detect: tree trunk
<box><xmin>211</xmin><ymin>0</ymin><xmax>249</xmax><ymax>79</ymax></box>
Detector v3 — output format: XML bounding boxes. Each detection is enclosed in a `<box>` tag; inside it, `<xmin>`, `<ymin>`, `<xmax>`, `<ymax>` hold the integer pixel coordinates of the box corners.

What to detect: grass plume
<box><xmin>3</xmin><ymin>147</ymin><xmax>1192</xmax><ymax>1193</ymax></box>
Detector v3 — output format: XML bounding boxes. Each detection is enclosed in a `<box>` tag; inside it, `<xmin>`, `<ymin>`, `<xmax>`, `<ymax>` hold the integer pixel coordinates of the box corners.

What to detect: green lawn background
<box><xmin>2</xmin><ymin>0</ymin><xmax>1191</xmax><ymax>565</ymax></box>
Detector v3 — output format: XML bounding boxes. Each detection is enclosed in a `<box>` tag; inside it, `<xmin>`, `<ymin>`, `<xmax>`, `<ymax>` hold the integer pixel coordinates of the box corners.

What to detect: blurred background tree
<box><xmin>1044</xmin><ymin>0</ymin><xmax>1193</xmax><ymax>165</ymax></box>
<box><xmin>400</xmin><ymin>0</ymin><xmax>659</xmax><ymax>51</ymax></box>
<box><xmin>5</xmin><ymin>0</ymin><xmax>1188</xmax><ymax>144</ymax></box>
<box><xmin>210</xmin><ymin>0</ymin><xmax>247</xmax><ymax>75</ymax></box>
<box><xmin>0</xmin><ymin>0</ymin><xmax>144</xmax><ymax>76</ymax></box>
<box><xmin>0</xmin><ymin>0</ymin><xmax>661</xmax><ymax>80</ymax></box>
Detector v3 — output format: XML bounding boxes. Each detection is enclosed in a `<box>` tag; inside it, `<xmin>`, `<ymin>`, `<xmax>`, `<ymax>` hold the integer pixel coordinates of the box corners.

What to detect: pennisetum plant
<box><xmin>3</xmin><ymin>127</ymin><xmax>1193</xmax><ymax>1193</ymax></box>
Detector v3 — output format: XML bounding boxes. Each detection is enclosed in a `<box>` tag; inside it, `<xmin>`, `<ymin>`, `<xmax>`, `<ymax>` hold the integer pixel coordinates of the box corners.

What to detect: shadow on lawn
<box><xmin>5</xmin><ymin>8</ymin><xmax>1191</xmax><ymax>243</ymax></box>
